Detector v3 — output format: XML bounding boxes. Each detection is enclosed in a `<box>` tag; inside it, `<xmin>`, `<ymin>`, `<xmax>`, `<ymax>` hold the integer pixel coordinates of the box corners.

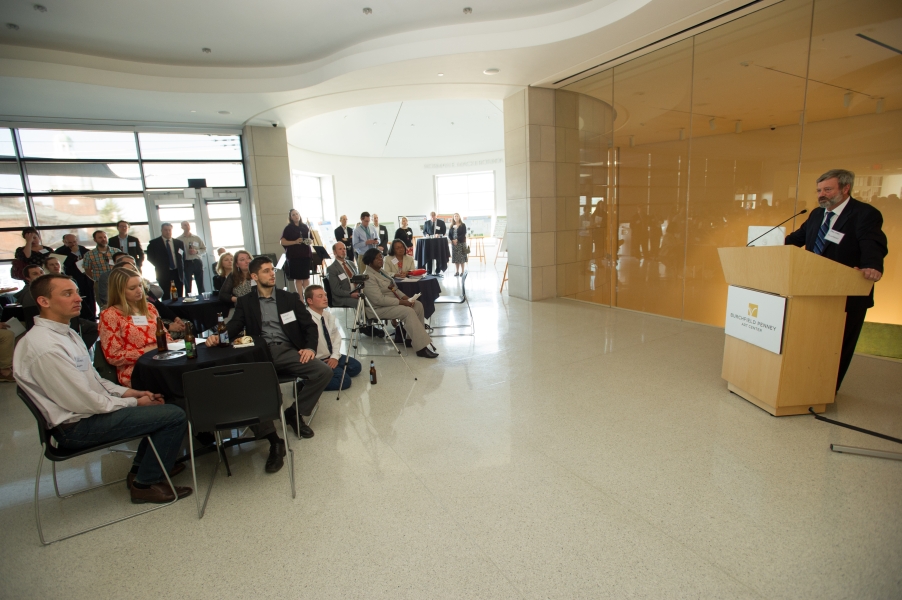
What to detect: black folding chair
<box><xmin>17</xmin><ymin>387</ymin><xmax>178</xmax><ymax>545</ymax></box>
<box><xmin>182</xmin><ymin>363</ymin><xmax>295</xmax><ymax>518</ymax></box>
<box><xmin>430</xmin><ymin>271</ymin><xmax>475</xmax><ymax>336</ymax></box>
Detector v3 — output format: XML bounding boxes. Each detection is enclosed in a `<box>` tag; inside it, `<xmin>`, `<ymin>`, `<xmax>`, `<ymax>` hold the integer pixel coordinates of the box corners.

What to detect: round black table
<box><xmin>131</xmin><ymin>343</ymin><xmax>269</xmax><ymax>400</ymax></box>
<box><xmin>162</xmin><ymin>296</ymin><xmax>233</xmax><ymax>333</ymax></box>
<box><xmin>394</xmin><ymin>275</ymin><xmax>442</xmax><ymax>318</ymax></box>
<box><xmin>415</xmin><ymin>238</ymin><xmax>450</xmax><ymax>274</ymax></box>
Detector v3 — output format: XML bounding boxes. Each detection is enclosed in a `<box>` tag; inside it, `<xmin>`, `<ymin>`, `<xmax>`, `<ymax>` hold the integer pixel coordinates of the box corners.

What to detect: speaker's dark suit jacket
<box><xmin>785</xmin><ymin>197</ymin><xmax>887</xmax><ymax>311</ymax></box>
<box><xmin>226</xmin><ymin>288</ymin><xmax>319</xmax><ymax>353</ymax></box>
<box><xmin>146</xmin><ymin>236</ymin><xmax>186</xmax><ymax>283</ymax></box>
<box><xmin>108</xmin><ymin>235</ymin><xmax>145</xmax><ymax>269</ymax></box>
<box><xmin>423</xmin><ymin>219</ymin><xmax>446</xmax><ymax>236</ymax></box>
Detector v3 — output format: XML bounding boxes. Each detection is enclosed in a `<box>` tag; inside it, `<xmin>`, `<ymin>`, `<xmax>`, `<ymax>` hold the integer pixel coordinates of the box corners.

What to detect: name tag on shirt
<box><xmin>129</xmin><ymin>241</ymin><xmax>137</xmax><ymax>247</ymax></box>
<box><xmin>75</xmin><ymin>259</ymin><xmax>85</xmax><ymax>273</ymax></box>
<box><xmin>178</xmin><ymin>248</ymin><xmax>184</xmax><ymax>256</ymax></box>
<box><xmin>392</xmin><ymin>257</ymin><xmax>399</xmax><ymax>265</ymax></box>
<box><xmin>338</xmin><ymin>273</ymin><xmax>347</xmax><ymax>281</ymax></box>
<box><xmin>251</xmin><ymin>280</ymin><xmax>257</xmax><ymax>286</ymax></box>
<box><xmin>824</xmin><ymin>230</ymin><xmax>844</xmax><ymax>244</ymax></box>
<box><xmin>280</xmin><ymin>310</ymin><xmax>297</xmax><ymax>324</ymax></box>
<box><xmin>40</xmin><ymin>248</ymin><xmax>50</xmax><ymax>254</ymax></box>
<box><xmin>74</xmin><ymin>356</ymin><xmax>90</xmax><ymax>371</ymax></box>
<box><xmin>108</xmin><ymin>259</ymin><xmax>116</xmax><ymax>266</ymax></box>
<box><xmin>131</xmin><ymin>315</ymin><xmax>149</xmax><ymax>326</ymax></box>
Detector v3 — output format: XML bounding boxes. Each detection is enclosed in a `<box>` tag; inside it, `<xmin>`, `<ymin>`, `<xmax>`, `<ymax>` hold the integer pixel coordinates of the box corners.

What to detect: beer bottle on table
<box><xmin>155</xmin><ymin>316</ymin><xmax>168</xmax><ymax>353</ymax></box>
<box><xmin>369</xmin><ymin>360</ymin><xmax>377</xmax><ymax>385</ymax></box>
<box><xmin>184</xmin><ymin>323</ymin><xmax>197</xmax><ymax>359</ymax></box>
<box><xmin>170</xmin><ymin>281</ymin><xmax>177</xmax><ymax>299</ymax></box>
<box><xmin>216</xmin><ymin>312</ymin><xmax>230</xmax><ymax>348</ymax></box>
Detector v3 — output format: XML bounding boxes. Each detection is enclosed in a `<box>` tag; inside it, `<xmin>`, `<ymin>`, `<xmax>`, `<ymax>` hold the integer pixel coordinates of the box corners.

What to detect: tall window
<box><xmin>435</xmin><ymin>171</ymin><xmax>495</xmax><ymax>215</ymax></box>
<box><xmin>292</xmin><ymin>172</ymin><xmax>325</xmax><ymax>223</ymax></box>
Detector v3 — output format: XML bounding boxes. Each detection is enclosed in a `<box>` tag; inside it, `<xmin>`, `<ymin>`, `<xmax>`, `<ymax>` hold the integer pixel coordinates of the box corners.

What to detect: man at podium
<box><xmin>785</xmin><ymin>169</ymin><xmax>888</xmax><ymax>391</ymax></box>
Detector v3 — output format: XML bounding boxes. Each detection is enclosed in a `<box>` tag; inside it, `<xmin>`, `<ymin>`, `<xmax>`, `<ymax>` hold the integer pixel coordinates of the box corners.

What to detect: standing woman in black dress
<box><xmin>448</xmin><ymin>213</ymin><xmax>467</xmax><ymax>276</ymax></box>
<box><xmin>280</xmin><ymin>209</ymin><xmax>313</xmax><ymax>296</ymax></box>
<box><xmin>394</xmin><ymin>216</ymin><xmax>414</xmax><ymax>251</ymax></box>
<box><xmin>334</xmin><ymin>214</ymin><xmax>354</xmax><ymax>261</ymax></box>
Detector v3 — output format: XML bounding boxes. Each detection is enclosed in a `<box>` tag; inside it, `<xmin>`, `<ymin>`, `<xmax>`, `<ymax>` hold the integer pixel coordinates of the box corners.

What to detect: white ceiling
<box><xmin>288</xmin><ymin>99</ymin><xmax>504</xmax><ymax>157</ymax></box>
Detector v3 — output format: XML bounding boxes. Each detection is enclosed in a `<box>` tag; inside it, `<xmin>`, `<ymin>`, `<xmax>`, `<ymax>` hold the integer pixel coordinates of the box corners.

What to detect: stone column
<box><xmin>242</xmin><ymin>126</ymin><xmax>292</xmax><ymax>256</ymax></box>
<box><xmin>503</xmin><ymin>87</ymin><xmax>580</xmax><ymax>301</ymax></box>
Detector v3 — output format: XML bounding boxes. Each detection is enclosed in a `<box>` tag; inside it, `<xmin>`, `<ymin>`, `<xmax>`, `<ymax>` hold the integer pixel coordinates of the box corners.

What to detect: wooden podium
<box><xmin>717</xmin><ymin>246</ymin><xmax>872</xmax><ymax>416</ymax></box>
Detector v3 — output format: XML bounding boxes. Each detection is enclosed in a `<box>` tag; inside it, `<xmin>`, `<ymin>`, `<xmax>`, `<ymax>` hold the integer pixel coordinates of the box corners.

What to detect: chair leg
<box><xmin>34</xmin><ymin>447</ymin><xmax>48</xmax><ymax>545</ymax></box>
<box><xmin>281</xmin><ymin>419</ymin><xmax>296</xmax><ymax>499</ymax></box>
<box><xmin>190</xmin><ymin>424</ymin><xmax>222</xmax><ymax>520</ymax></box>
<box><xmin>304</xmin><ymin>400</ymin><xmax>318</xmax><ymax>427</ymax></box>
<box><xmin>294</xmin><ymin>379</ymin><xmax>302</xmax><ymax>440</ymax></box>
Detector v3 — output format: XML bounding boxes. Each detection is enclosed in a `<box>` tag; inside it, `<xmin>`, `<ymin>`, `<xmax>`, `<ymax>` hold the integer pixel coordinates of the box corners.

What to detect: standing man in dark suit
<box><xmin>146</xmin><ymin>223</ymin><xmax>185</xmax><ymax>300</ymax></box>
<box><xmin>373</xmin><ymin>213</ymin><xmax>389</xmax><ymax>255</ymax></box>
<box><xmin>108</xmin><ymin>220</ymin><xmax>144</xmax><ymax>270</ymax></box>
<box><xmin>205</xmin><ymin>256</ymin><xmax>332</xmax><ymax>447</ymax></box>
<box><xmin>334</xmin><ymin>214</ymin><xmax>354</xmax><ymax>262</ymax></box>
<box><xmin>423</xmin><ymin>211</ymin><xmax>446</xmax><ymax>237</ymax></box>
<box><xmin>55</xmin><ymin>233</ymin><xmax>96</xmax><ymax>321</ymax></box>
<box><xmin>785</xmin><ymin>169</ymin><xmax>887</xmax><ymax>391</ymax></box>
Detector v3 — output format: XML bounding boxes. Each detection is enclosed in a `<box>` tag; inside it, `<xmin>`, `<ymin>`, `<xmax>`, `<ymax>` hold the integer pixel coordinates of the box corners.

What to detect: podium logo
<box><xmin>748</xmin><ymin>303</ymin><xmax>758</xmax><ymax>317</ymax></box>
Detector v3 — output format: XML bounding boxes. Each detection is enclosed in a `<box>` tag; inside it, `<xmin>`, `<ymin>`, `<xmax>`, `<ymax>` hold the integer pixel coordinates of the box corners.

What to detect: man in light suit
<box><xmin>108</xmin><ymin>220</ymin><xmax>145</xmax><ymax>270</ymax></box>
<box><xmin>146</xmin><ymin>223</ymin><xmax>185</xmax><ymax>300</ymax></box>
<box><xmin>327</xmin><ymin>242</ymin><xmax>382</xmax><ymax>337</ymax></box>
<box><xmin>360</xmin><ymin>248</ymin><xmax>438</xmax><ymax>358</ymax></box>
<box><xmin>785</xmin><ymin>168</ymin><xmax>887</xmax><ymax>391</ymax></box>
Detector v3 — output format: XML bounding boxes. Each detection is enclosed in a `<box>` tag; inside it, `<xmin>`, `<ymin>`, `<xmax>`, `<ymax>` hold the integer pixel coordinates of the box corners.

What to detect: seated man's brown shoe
<box><xmin>130</xmin><ymin>482</ymin><xmax>193</xmax><ymax>504</ymax></box>
<box><xmin>127</xmin><ymin>462</ymin><xmax>186</xmax><ymax>490</ymax></box>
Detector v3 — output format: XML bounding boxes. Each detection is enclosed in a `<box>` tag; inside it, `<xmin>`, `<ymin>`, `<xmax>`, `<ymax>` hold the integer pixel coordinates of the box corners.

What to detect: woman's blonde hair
<box><xmin>106</xmin><ymin>267</ymin><xmax>150</xmax><ymax>317</ymax></box>
<box><xmin>216</xmin><ymin>252</ymin><xmax>233</xmax><ymax>277</ymax></box>
<box><xmin>452</xmin><ymin>213</ymin><xmax>462</xmax><ymax>225</ymax></box>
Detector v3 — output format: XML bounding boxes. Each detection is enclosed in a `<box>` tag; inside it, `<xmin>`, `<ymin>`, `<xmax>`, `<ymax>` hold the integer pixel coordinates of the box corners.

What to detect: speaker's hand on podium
<box><xmin>855</xmin><ymin>267</ymin><xmax>882</xmax><ymax>282</ymax></box>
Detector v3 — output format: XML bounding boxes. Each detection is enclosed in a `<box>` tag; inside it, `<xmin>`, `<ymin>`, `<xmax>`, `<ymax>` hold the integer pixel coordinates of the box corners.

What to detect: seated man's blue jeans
<box><xmin>52</xmin><ymin>404</ymin><xmax>187</xmax><ymax>486</ymax></box>
<box><xmin>326</xmin><ymin>355</ymin><xmax>362</xmax><ymax>391</ymax></box>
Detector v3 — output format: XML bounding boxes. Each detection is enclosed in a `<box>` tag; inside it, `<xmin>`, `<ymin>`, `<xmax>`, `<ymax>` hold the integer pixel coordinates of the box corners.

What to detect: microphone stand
<box><xmin>746</xmin><ymin>209</ymin><xmax>807</xmax><ymax>247</ymax></box>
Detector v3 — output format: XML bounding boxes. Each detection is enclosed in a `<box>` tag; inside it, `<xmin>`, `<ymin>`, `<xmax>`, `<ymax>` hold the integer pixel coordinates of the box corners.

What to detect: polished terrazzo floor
<box><xmin>0</xmin><ymin>259</ymin><xmax>900</xmax><ymax>599</ymax></box>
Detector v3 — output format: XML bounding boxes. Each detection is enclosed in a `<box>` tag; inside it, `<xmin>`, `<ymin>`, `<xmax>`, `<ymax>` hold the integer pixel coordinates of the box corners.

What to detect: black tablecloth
<box><xmin>395</xmin><ymin>275</ymin><xmax>442</xmax><ymax>318</ymax></box>
<box><xmin>131</xmin><ymin>343</ymin><xmax>268</xmax><ymax>400</ymax></box>
<box><xmin>162</xmin><ymin>296</ymin><xmax>233</xmax><ymax>332</ymax></box>
<box><xmin>415</xmin><ymin>238</ymin><xmax>450</xmax><ymax>273</ymax></box>
<box><xmin>1</xmin><ymin>304</ymin><xmax>25</xmax><ymax>324</ymax></box>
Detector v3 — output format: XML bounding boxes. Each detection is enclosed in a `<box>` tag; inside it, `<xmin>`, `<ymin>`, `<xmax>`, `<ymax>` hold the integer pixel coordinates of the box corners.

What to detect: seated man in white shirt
<box><xmin>304</xmin><ymin>285</ymin><xmax>362</xmax><ymax>390</ymax></box>
<box><xmin>14</xmin><ymin>273</ymin><xmax>192</xmax><ymax>504</ymax></box>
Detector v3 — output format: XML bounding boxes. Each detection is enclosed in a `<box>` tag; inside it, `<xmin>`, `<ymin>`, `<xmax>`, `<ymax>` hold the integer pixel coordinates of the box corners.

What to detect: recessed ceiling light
<box><xmin>190</xmin><ymin>110</ymin><xmax>196</xmax><ymax>113</ymax></box>
<box><xmin>5</xmin><ymin>23</ymin><xmax>19</xmax><ymax>31</ymax></box>
<box><xmin>437</xmin><ymin>73</ymin><xmax>444</xmax><ymax>77</ymax></box>
<box><xmin>218</xmin><ymin>110</ymin><xmax>230</xmax><ymax>115</ymax></box>
<box><xmin>33</xmin><ymin>4</ymin><xmax>48</xmax><ymax>12</ymax></box>
<box><xmin>463</xmin><ymin>7</ymin><xmax>472</xmax><ymax>14</ymax></box>
<box><xmin>202</xmin><ymin>48</ymin><xmax>212</xmax><ymax>54</ymax></box>
<box><xmin>363</xmin><ymin>7</ymin><xmax>372</xmax><ymax>15</ymax></box>
<box><xmin>483</xmin><ymin>68</ymin><xmax>500</xmax><ymax>75</ymax></box>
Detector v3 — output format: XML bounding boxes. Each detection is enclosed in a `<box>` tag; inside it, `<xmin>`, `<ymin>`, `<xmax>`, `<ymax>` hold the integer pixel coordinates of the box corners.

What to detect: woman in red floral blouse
<box><xmin>99</xmin><ymin>267</ymin><xmax>173</xmax><ymax>386</ymax></box>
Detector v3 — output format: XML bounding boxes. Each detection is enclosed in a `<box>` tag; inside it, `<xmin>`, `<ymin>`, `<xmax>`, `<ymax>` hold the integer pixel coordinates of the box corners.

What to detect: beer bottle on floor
<box><xmin>216</xmin><ymin>312</ymin><xmax>230</xmax><ymax>348</ymax></box>
<box><xmin>369</xmin><ymin>360</ymin><xmax>377</xmax><ymax>384</ymax></box>
<box><xmin>155</xmin><ymin>316</ymin><xmax>168</xmax><ymax>353</ymax></box>
<box><xmin>185</xmin><ymin>323</ymin><xmax>197</xmax><ymax>359</ymax></box>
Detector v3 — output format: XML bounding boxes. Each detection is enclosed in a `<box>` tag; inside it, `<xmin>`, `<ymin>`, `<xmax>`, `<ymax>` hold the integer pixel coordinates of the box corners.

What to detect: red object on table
<box><xmin>409</xmin><ymin>269</ymin><xmax>427</xmax><ymax>276</ymax></box>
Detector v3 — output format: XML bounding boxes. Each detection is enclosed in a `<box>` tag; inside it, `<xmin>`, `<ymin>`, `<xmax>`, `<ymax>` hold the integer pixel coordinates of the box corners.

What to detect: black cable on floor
<box><xmin>808</xmin><ymin>407</ymin><xmax>902</xmax><ymax>445</ymax></box>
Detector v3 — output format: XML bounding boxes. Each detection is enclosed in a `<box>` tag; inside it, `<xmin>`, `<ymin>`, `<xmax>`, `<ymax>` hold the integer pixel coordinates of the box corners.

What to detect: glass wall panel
<box><xmin>142</xmin><ymin>162</ymin><xmax>245</xmax><ymax>188</ymax></box>
<box><xmin>31</xmin><ymin>194</ymin><xmax>148</xmax><ymax>227</ymax></box>
<box><xmin>0</xmin><ymin>197</ymin><xmax>30</xmax><ymax>258</ymax></box>
<box><xmin>0</xmin><ymin>162</ymin><xmax>22</xmax><ymax>193</ymax></box>
<box><xmin>0</xmin><ymin>129</ymin><xmax>15</xmax><ymax>157</ymax></box>
<box><xmin>800</xmin><ymin>0</ymin><xmax>902</xmax><ymax>325</ymax></box>
<box><xmin>138</xmin><ymin>133</ymin><xmax>242</xmax><ymax>160</ymax></box>
<box><xmin>611</xmin><ymin>40</ymin><xmax>693</xmax><ymax>319</ymax></box>
<box><xmin>25</xmin><ymin>162</ymin><xmax>143</xmax><ymax>192</ymax></box>
<box><xmin>18</xmin><ymin>129</ymin><xmax>138</xmax><ymax>159</ymax></box>
<box><xmin>683</xmin><ymin>0</ymin><xmax>812</xmax><ymax>325</ymax></box>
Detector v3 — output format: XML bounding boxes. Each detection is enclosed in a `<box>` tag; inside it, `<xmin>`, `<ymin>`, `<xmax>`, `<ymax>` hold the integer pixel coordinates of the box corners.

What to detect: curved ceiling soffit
<box><xmin>0</xmin><ymin>0</ymin><xmax>650</xmax><ymax>94</ymax></box>
<box><xmin>244</xmin><ymin>82</ymin><xmax>519</xmax><ymax>129</ymax></box>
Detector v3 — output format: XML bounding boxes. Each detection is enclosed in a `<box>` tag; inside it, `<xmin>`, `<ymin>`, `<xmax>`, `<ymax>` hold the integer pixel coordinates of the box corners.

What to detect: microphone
<box><xmin>746</xmin><ymin>209</ymin><xmax>807</xmax><ymax>247</ymax></box>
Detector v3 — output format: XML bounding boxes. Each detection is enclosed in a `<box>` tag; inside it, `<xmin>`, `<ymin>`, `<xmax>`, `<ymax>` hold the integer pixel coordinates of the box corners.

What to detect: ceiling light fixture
<box><xmin>5</xmin><ymin>23</ymin><xmax>19</xmax><ymax>30</ymax></box>
<box><xmin>679</xmin><ymin>128</ymin><xmax>685</xmax><ymax>141</ymax></box>
<box><xmin>202</xmin><ymin>48</ymin><xmax>212</xmax><ymax>54</ymax></box>
<box><xmin>363</xmin><ymin>7</ymin><xmax>372</xmax><ymax>15</ymax></box>
<box><xmin>463</xmin><ymin>7</ymin><xmax>472</xmax><ymax>14</ymax></box>
<box><xmin>190</xmin><ymin>110</ymin><xmax>196</xmax><ymax>113</ymax></box>
<box><xmin>33</xmin><ymin>4</ymin><xmax>47</xmax><ymax>12</ymax></box>
<box><xmin>629</xmin><ymin>135</ymin><xmax>635</xmax><ymax>147</ymax></box>
<box><xmin>708</xmin><ymin>118</ymin><xmax>716</xmax><ymax>131</ymax></box>
<box><xmin>735</xmin><ymin>121</ymin><xmax>742</xmax><ymax>134</ymax></box>
<box><xmin>218</xmin><ymin>110</ymin><xmax>230</xmax><ymax>115</ymax></box>
<box><xmin>437</xmin><ymin>73</ymin><xmax>444</xmax><ymax>77</ymax></box>
<box><xmin>483</xmin><ymin>68</ymin><xmax>500</xmax><ymax>75</ymax></box>
<box><xmin>876</xmin><ymin>99</ymin><xmax>885</xmax><ymax>114</ymax></box>
<box><xmin>843</xmin><ymin>92</ymin><xmax>852</xmax><ymax>108</ymax></box>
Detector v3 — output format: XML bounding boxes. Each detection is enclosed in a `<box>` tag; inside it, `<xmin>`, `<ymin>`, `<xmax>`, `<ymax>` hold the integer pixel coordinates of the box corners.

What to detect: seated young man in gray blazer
<box><xmin>360</xmin><ymin>248</ymin><xmax>438</xmax><ymax>359</ymax></box>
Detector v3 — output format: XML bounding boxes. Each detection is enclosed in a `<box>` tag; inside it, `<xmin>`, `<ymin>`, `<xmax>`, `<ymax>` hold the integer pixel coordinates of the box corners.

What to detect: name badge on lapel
<box><xmin>131</xmin><ymin>316</ymin><xmax>149</xmax><ymax>326</ymax></box>
<box><xmin>280</xmin><ymin>311</ymin><xmax>297</xmax><ymax>325</ymax></box>
<box><xmin>338</xmin><ymin>273</ymin><xmax>347</xmax><ymax>281</ymax></box>
<box><xmin>74</xmin><ymin>356</ymin><xmax>90</xmax><ymax>371</ymax></box>
<box><xmin>824</xmin><ymin>229</ymin><xmax>844</xmax><ymax>244</ymax></box>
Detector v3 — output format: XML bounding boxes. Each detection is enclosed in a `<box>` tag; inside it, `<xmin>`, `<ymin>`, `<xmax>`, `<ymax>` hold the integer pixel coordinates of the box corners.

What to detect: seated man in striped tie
<box><xmin>785</xmin><ymin>168</ymin><xmax>887</xmax><ymax>391</ymax></box>
<box><xmin>304</xmin><ymin>285</ymin><xmax>362</xmax><ymax>390</ymax></box>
